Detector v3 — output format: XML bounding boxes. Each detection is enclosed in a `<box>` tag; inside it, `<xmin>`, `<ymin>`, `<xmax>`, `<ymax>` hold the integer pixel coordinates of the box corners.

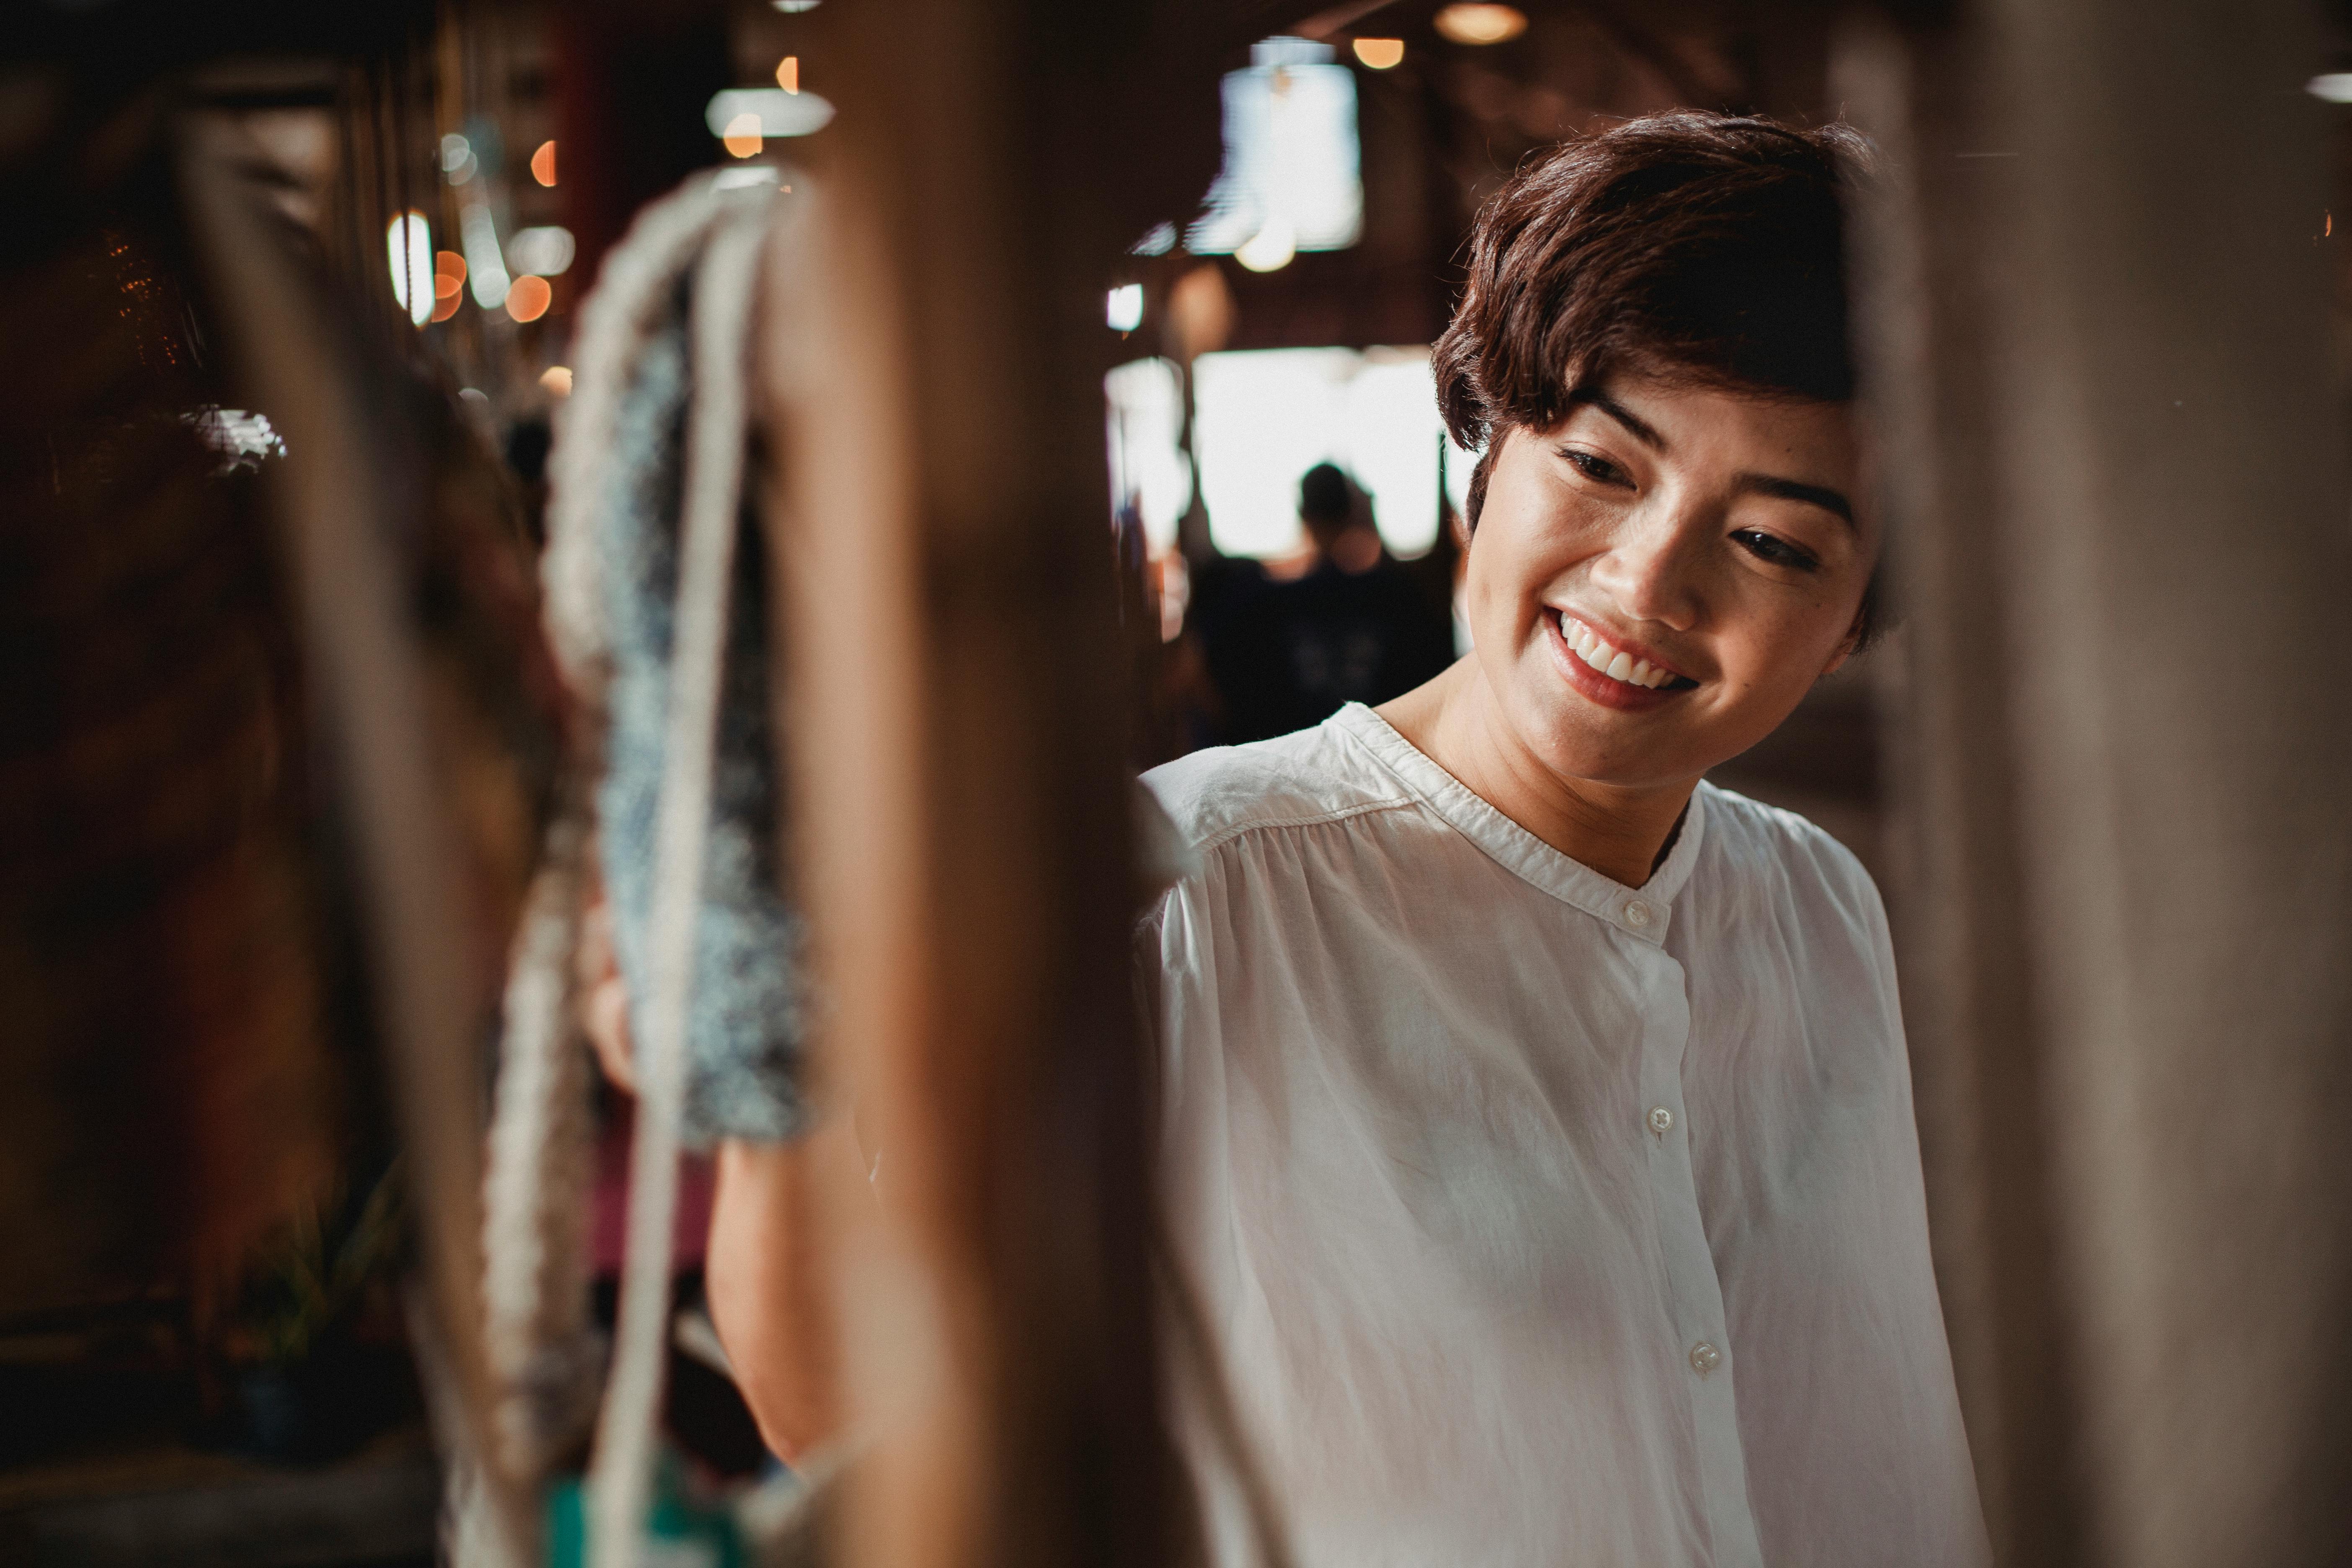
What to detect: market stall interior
<box><xmin>6</xmin><ymin>0</ymin><xmax>2352</xmax><ymax>1564</ymax></box>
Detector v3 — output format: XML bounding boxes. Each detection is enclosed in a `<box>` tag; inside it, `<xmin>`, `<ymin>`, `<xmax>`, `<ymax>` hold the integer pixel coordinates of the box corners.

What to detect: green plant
<box><xmin>237</xmin><ymin>1159</ymin><xmax>406</xmax><ymax>1366</ymax></box>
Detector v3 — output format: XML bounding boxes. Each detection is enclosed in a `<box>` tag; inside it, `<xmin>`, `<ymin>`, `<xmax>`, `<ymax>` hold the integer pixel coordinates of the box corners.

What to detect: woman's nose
<box><xmin>1588</xmin><ymin>509</ymin><xmax>1702</xmax><ymax>630</ymax></box>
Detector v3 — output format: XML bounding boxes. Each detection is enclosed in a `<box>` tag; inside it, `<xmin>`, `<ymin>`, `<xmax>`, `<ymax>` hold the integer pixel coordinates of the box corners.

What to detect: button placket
<box><xmin>1630</xmin><ymin>942</ymin><xmax>1762</xmax><ymax>1563</ymax></box>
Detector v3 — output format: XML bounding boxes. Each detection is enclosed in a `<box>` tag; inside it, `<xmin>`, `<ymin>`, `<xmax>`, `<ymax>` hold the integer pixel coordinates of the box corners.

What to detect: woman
<box><xmin>1138</xmin><ymin>114</ymin><xmax>1988</xmax><ymax>1565</ymax></box>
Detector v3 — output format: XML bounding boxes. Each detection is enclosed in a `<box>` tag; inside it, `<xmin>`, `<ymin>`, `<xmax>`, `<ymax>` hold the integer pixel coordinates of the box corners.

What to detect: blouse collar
<box><xmin>1328</xmin><ymin>702</ymin><xmax>1707</xmax><ymax>946</ymax></box>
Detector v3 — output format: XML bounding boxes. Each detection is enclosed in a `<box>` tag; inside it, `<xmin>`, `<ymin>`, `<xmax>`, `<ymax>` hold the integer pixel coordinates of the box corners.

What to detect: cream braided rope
<box><xmin>503</xmin><ymin>170</ymin><xmax>781</xmax><ymax>1568</ymax></box>
<box><xmin>588</xmin><ymin>188</ymin><xmax>773</xmax><ymax>1568</ymax></box>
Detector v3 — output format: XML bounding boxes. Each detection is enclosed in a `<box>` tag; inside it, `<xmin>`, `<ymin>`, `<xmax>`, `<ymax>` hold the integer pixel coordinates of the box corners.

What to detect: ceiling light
<box><xmin>1187</xmin><ymin>47</ymin><xmax>1361</xmax><ymax>260</ymax></box>
<box><xmin>1434</xmin><ymin>4</ymin><xmax>1527</xmax><ymax>46</ymax></box>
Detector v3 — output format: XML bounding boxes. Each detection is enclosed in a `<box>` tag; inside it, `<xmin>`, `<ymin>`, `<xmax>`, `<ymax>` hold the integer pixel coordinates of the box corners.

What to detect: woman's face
<box><xmin>1462</xmin><ymin>374</ymin><xmax>1874</xmax><ymax>793</ymax></box>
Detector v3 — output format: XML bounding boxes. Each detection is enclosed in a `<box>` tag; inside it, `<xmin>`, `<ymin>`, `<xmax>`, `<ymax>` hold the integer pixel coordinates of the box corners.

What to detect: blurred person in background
<box><xmin>1202</xmin><ymin>462</ymin><xmax>1456</xmax><ymax>744</ymax></box>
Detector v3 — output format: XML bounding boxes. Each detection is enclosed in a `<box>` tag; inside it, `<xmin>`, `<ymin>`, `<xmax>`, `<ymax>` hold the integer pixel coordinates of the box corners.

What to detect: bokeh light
<box><xmin>1433</xmin><ymin>4</ymin><xmax>1527</xmax><ymax>45</ymax></box>
<box><xmin>540</xmin><ymin>365</ymin><xmax>574</xmax><ymax>398</ymax></box>
<box><xmin>1235</xmin><ymin>220</ymin><xmax>1296</xmax><ymax>273</ymax></box>
<box><xmin>506</xmin><ymin>275</ymin><xmax>552</xmax><ymax>323</ymax></box>
<box><xmin>439</xmin><ymin>132</ymin><xmax>477</xmax><ymax>185</ymax></box>
<box><xmin>460</xmin><ymin>203</ymin><xmax>511</xmax><ymax>309</ymax></box>
<box><xmin>1352</xmin><ymin>38</ymin><xmax>1406</xmax><ymax>68</ymax></box>
<box><xmin>705</xmin><ymin>88</ymin><xmax>837</xmax><ymax>140</ymax></box>
<box><xmin>531</xmin><ymin>139</ymin><xmax>558</xmax><ymax>186</ymax></box>
<box><xmin>723</xmin><ymin>112</ymin><xmax>764</xmax><ymax>158</ymax></box>
<box><xmin>507</xmin><ymin>226</ymin><xmax>576</xmax><ymax>277</ymax></box>
<box><xmin>776</xmin><ymin>56</ymin><xmax>799</xmax><ymax>93</ymax></box>
<box><xmin>385</xmin><ymin>211</ymin><xmax>433</xmax><ymax>327</ymax></box>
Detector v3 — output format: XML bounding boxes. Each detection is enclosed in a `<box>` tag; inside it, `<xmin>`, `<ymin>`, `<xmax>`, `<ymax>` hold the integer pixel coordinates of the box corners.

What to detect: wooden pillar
<box><xmin>1839</xmin><ymin>4</ymin><xmax>2352</xmax><ymax>1563</ymax></box>
<box><xmin>756</xmin><ymin>3</ymin><xmax>1197</xmax><ymax>1565</ymax></box>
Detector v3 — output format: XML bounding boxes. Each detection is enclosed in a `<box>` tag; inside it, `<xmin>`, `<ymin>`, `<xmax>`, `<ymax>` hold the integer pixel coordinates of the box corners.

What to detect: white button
<box><xmin>1689</xmin><ymin>1341</ymin><xmax>1721</xmax><ymax>1376</ymax></box>
<box><xmin>1623</xmin><ymin>898</ymin><xmax>1654</xmax><ymax>928</ymax></box>
<box><xmin>1648</xmin><ymin>1106</ymin><xmax>1675</xmax><ymax>1137</ymax></box>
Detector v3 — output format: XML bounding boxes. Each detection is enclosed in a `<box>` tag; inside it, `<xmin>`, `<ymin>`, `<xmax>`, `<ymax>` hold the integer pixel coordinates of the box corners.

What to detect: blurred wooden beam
<box><xmin>1839</xmin><ymin>5</ymin><xmax>2352</xmax><ymax>1563</ymax></box>
<box><xmin>759</xmin><ymin>3</ymin><xmax>1186</xmax><ymax>1566</ymax></box>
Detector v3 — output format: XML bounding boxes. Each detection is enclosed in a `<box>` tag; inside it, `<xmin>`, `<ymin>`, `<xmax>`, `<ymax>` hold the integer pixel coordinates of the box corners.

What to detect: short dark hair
<box><xmin>1434</xmin><ymin>113</ymin><xmax>1884</xmax><ymax>645</ymax></box>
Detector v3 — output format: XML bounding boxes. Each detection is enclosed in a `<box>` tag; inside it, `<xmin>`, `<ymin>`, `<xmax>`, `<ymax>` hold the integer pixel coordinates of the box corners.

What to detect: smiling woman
<box><xmin>1137</xmin><ymin>113</ymin><xmax>1990</xmax><ymax>1568</ymax></box>
<box><xmin>1398</xmin><ymin>377</ymin><xmax>1873</xmax><ymax>864</ymax></box>
<box><xmin>1387</xmin><ymin>113</ymin><xmax>1883</xmax><ymax>874</ymax></box>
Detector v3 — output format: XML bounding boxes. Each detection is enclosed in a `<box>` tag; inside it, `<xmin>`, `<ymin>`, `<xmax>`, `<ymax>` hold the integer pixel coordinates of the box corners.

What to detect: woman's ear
<box><xmin>1820</xmin><ymin>609</ymin><xmax>1867</xmax><ymax>678</ymax></box>
<box><xmin>1822</xmin><ymin>561</ymin><xmax>1881</xmax><ymax>677</ymax></box>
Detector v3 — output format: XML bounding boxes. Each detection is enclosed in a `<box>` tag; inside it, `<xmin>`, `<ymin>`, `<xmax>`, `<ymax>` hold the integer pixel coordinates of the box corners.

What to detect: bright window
<box><xmin>1190</xmin><ymin>346</ymin><xmax>1475</xmax><ymax>559</ymax></box>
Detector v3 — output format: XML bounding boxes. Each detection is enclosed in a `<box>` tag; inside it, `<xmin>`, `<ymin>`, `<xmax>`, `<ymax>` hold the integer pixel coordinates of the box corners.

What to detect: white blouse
<box><xmin>1138</xmin><ymin>703</ymin><xmax>1988</xmax><ymax>1568</ymax></box>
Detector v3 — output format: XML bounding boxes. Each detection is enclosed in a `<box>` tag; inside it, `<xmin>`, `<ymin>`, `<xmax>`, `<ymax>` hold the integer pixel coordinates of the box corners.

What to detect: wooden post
<box><xmin>756</xmin><ymin>3</ymin><xmax>1195</xmax><ymax>1565</ymax></box>
<box><xmin>1839</xmin><ymin>5</ymin><xmax>2352</xmax><ymax>1563</ymax></box>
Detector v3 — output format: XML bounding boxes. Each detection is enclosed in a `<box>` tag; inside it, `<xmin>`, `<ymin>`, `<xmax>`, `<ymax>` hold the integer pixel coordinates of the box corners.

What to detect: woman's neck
<box><xmin>1378</xmin><ymin>662</ymin><xmax>1698</xmax><ymax>889</ymax></box>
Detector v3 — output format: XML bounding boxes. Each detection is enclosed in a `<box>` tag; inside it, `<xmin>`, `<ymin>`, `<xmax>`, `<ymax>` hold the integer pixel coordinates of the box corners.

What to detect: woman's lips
<box><xmin>1547</xmin><ymin>610</ymin><xmax>1696</xmax><ymax>710</ymax></box>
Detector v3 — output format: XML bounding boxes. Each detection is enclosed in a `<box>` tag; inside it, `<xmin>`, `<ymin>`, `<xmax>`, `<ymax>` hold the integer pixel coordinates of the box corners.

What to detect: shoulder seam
<box><xmin>1189</xmin><ymin>796</ymin><xmax>1415</xmax><ymax>857</ymax></box>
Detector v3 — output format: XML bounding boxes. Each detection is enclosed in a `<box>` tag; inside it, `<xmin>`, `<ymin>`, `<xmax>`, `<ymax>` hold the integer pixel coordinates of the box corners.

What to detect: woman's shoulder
<box><xmin>1694</xmin><ymin>780</ymin><xmax>1884</xmax><ymax>917</ymax></box>
<box><xmin>1141</xmin><ymin>717</ymin><xmax>1412</xmax><ymax>861</ymax></box>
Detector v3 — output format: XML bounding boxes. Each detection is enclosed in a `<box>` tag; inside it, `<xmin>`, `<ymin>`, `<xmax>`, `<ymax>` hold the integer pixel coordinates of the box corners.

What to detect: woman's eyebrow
<box><xmin>1736</xmin><ymin>472</ymin><xmax>1855</xmax><ymax>528</ymax></box>
<box><xmin>1563</xmin><ymin>388</ymin><xmax>1666</xmax><ymax>449</ymax></box>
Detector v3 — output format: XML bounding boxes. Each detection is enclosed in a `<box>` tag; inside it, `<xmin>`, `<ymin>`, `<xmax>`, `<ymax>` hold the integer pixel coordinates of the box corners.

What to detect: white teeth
<box><xmin>1560</xmin><ymin>612</ymin><xmax>1677</xmax><ymax>689</ymax></box>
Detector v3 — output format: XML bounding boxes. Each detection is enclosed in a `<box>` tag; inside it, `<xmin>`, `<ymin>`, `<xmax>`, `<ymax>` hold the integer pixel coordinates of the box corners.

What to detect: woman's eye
<box><xmin>1733</xmin><ymin>529</ymin><xmax>1819</xmax><ymax>571</ymax></box>
<box><xmin>1561</xmin><ymin>448</ymin><xmax>1629</xmax><ymax>486</ymax></box>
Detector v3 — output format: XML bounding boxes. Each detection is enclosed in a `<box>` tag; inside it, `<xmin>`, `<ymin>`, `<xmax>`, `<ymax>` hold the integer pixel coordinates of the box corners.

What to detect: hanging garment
<box><xmin>542</xmin><ymin>178</ymin><xmax>811</xmax><ymax>1150</ymax></box>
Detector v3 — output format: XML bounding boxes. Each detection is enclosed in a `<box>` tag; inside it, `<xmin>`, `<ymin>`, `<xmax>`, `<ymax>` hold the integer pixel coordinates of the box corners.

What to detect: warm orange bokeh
<box><xmin>722</xmin><ymin>113</ymin><xmax>764</xmax><ymax>159</ymax></box>
<box><xmin>506</xmin><ymin>275</ymin><xmax>553</xmax><ymax>323</ymax></box>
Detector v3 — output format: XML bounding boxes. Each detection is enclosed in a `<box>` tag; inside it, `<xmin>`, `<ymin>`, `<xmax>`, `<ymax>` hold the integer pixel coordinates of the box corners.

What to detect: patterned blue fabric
<box><xmin>591</xmin><ymin>271</ymin><xmax>809</xmax><ymax>1147</ymax></box>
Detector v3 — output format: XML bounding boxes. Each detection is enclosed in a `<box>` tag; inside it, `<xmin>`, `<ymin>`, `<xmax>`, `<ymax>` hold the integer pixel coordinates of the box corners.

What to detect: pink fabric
<box><xmin>591</xmin><ymin>1100</ymin><xmax>715</xmax><ymax>1276</ymax></box>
